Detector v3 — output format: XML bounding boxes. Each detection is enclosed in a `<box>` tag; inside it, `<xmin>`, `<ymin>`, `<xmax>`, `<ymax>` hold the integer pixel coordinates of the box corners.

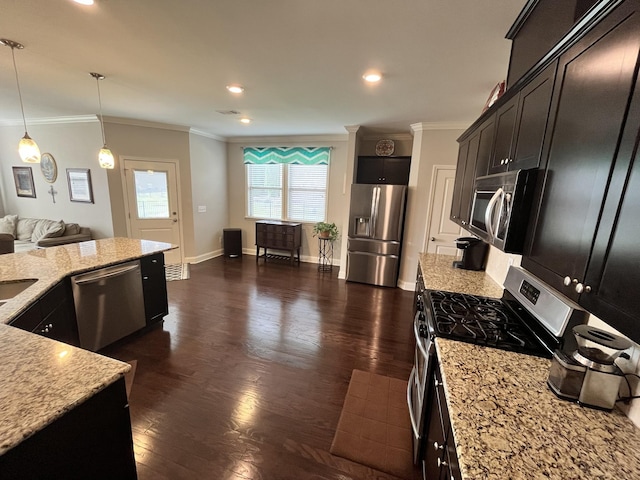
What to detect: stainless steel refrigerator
<box><xmin>346</xmin><ymin>184</ymin><xmax>407</xmax><ymax>287</ymax></box>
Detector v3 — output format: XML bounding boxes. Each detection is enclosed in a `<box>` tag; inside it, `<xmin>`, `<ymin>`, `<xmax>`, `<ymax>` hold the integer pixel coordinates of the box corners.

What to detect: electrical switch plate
<box><xmin>197</xmin><ymin>205</ymin><xmax>206</xmax><ymax>213</ymax></box>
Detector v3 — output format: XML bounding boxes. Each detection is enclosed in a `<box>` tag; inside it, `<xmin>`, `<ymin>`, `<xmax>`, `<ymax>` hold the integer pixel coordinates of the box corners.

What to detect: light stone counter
<box><xmin>0</xmin><ymin>237</ymin><xmax>174</xmax><ymax>324</ymax></box>
<box><xmin>418</xmin><ymin>252</ymin><xmax>503</xmax><ymax>298</ymax></box>
<box><xmin>436</xmin><ymin>338</ymin><xmax>640</xmax><ymax>479</ymax></box>
<box><xmin>0</xmin><ymin>238</ymin><xmax>173</xmax><ymax>455</ymax></box>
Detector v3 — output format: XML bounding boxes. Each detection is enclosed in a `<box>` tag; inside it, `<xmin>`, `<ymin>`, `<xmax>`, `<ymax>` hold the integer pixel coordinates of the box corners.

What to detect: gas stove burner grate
<box><xmin>428</xmin><ymin>290</ymin><xmax>546</xmax><ymax>354</ymax></box>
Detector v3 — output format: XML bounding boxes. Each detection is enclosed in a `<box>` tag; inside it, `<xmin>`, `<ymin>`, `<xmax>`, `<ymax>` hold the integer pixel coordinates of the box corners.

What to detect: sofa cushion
<box><xmin>63</xmin><ymin>223</ymin><xmax>80</xmax><ymax>236</ymax></box>
<box><xmin>16</xmin><ymin>218</ymin><xmax>40</xmax><ymax>241</ymax></box>
<box><xmin>31</xmin><ymin>219</ymin><xmax>66</xmax><ymax>243</ymax></box>
<box><xmin>0</xmin><ymin>215</ymin><xmax>17</xmax><ymax>238</ymax></box>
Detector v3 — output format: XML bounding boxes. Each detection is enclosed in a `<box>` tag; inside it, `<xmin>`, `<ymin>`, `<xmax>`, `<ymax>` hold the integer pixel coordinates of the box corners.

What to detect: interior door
<box><xmin>123</xmin><ymin>159</ymin><xmax>182</xmax><ymax>265</ymax></box>
<box><xmin>426</xmin><ymin>167</ymin><xmax>463</xmax><ymax>255</ymax></box>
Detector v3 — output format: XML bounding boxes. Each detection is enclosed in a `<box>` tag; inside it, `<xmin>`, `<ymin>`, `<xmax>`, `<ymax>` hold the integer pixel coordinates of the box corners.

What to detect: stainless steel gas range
<box><xmin>407</xmin><ymin>265</ymin><xmax>589</xmax><ymax>478</ymax></box>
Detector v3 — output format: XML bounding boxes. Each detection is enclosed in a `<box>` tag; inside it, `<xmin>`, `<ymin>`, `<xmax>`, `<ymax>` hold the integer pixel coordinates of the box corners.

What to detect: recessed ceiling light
<box><xmin>226</xmin><ymin>85</ymin><xmax>245</xmax><ymax>94</ymax></box>
<box><xmin>73</xmin><ymin>0</ymin><xmax>95</xmax><ymax>5</ymax></box>
<box><xmin>240</xmin><ymin>117</ymin><xmax>252</xmax><ymax>124</ymax></box>
<box><xmin>363</xmin><ymin>71</ymin><xmax>382</xmax><ymax>83</ymax></box>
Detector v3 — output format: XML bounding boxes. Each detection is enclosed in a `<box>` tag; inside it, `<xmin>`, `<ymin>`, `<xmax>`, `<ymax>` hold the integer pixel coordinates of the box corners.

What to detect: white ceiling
<box><xmin>0</xmin><ymin>0</ymin><xmax>526</xmax><ymax>139</ymax></box>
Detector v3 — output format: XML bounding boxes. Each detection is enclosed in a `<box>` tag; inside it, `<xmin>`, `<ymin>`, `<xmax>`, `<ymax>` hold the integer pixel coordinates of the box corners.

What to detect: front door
<box><xmin>425</xmin><ymin>166</ymin><xmax>462</xmax><ymax>255</ymax></box>
<box><xmin>123</xmin><ymin>158</ymin><xmax>182</xmax><ymax>265</ymax></box>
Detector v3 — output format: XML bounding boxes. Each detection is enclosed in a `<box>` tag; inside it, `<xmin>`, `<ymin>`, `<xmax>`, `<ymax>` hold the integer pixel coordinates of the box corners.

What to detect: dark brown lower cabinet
<box><xmin>0</xmin><ymin>378</ymin><xmax>137</xmax><ymax>479</ymax></box>
<box><xmin>424</xmin><ymin>365</ymin><xmax>461</xmax><ymax>480</ymax></box>
<box><xmin>140</xmin><ymin>252</ymin><xmax>168</xmax><ymax>325</ymax></box>
<box><xmin>9</xmin><ymin>279</ymin><xmax>79</xmax><ymax>347</ymax></box>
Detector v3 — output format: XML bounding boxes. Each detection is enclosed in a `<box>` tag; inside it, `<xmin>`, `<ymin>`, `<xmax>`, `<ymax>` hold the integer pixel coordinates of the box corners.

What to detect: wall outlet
<box><xmin>197</xmin><ymin>205</ymin><xmax>206</xmax><ymax>213</ymax></box>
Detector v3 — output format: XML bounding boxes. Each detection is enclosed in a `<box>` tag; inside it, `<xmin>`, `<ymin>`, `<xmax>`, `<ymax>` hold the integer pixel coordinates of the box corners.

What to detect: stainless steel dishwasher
<box><xmin>71</xmin><ymin>260</ymin><xmax>147</xmax><ymax>351</ymax></box>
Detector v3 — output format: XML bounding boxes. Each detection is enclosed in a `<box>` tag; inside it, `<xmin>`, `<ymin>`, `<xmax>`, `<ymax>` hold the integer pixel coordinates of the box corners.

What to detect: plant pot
<box><xmin>319</xmin><ymin>231</ymin><xmax>331</xmax><ymax>239</ymax></box>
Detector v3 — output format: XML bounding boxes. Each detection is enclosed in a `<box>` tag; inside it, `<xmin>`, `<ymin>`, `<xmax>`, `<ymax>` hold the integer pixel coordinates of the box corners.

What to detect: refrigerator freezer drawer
<box><xmin>348</xmin><ymin>238</ymin><xmax>401</xmax><ymax>255</ymax></box>
<box><xmin>346</xmin><ymin>251</ymin><xmax>400</xmax><ymax>287</ymax></box>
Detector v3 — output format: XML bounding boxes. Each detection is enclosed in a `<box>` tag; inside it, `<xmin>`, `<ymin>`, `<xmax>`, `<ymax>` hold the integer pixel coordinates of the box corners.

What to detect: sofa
<box><xmin>0</xmin><ymin>215</ymin><xmax>92</xmax><ymax>253</ymax></box>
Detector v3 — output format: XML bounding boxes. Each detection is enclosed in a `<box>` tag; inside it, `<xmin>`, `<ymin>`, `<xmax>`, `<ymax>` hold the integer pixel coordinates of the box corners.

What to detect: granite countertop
<box><xmin>436</xmin><ymin>338</ymin><xmax>640</xmax><ymax>479</ymax></box>
<box><xmin>0</xmin><ymin>237</ymin><xmax>174</xmax><ymax>325</ymax></box>
<box><xmin>418</xmin><ymin>252</ymin><xmax>503</xmax><ymax>298</ymax></box>
<box><xmin>417</xmin><ymin>252</ymin><xmax>640</xmax><ymax>479</ymax></box>
<box><xmin>0</xmin><ymin>237</ymin><xmax>173</xmax><ymax>455</ymax></box>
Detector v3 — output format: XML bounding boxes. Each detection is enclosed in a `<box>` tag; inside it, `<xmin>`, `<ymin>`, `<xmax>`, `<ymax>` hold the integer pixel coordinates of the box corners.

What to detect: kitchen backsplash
<box><xmin>486</xmin><ymin>246</ymin><xmax>640</xmax><ymax>428</ymax></box>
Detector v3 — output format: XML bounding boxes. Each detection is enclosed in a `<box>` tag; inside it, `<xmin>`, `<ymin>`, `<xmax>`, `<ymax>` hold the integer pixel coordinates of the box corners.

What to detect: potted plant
<box><xmin>312</xmin><ymin>222</ymin><xmax>339</xmax><ymax>242</ymax></box>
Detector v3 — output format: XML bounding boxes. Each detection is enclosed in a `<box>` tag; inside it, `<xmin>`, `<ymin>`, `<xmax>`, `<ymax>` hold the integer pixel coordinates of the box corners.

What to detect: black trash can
<box><xmin>452</xmin><ymin>236</ymin><xmax>488</xmax><ymax>271</ymax></box>
<box><xmin>223</xmin><ymin>228</ymin><xmax>242</xmax><ymax>258</ymax></box>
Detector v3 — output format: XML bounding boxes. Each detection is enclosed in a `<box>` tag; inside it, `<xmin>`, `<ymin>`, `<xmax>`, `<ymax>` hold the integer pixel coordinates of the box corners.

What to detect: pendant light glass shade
<box><xmin>1</xmin><ymin>39</ymin><xmax>41</xmax><ymax>163</ymax></box>
<box><xmin>90</xmin><ymin>72</ymin><xmax>115</xmax><ymax>169</ymax></box>
<box><xmin>19</xmin><ymin>133</ymin><xmax>41</xmax><ymax>163</ymax></box>
<box><xmin>99</xmin><ymin>147</ymin><xmax>115</xmax><ymax>169</ymax></box>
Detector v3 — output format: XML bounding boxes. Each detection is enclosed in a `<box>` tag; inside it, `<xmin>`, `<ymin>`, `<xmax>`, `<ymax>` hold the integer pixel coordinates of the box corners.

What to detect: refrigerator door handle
<box><xmin>371</xmin><ymin>186</ymin><xmax>380</xmax><ymax>236</ymax></box>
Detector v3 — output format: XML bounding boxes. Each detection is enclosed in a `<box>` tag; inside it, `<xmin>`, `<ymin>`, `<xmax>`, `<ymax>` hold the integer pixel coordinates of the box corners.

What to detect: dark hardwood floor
<box><xmin>104</xmin><ymin>256</ymin><xmax>418</xmax><ymax>480</ymax></box>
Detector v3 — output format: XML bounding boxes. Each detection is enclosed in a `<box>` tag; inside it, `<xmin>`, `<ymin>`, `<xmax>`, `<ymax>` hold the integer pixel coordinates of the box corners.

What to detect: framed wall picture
<box><xmin>67</xmin><ymin>168</ymin><xmax>94</xmax><ymax>203</ymax></box>
<box><xmin>13</xmin><ymin>166</ymin><xmax>36</xmax><ymax>198</ymax></box>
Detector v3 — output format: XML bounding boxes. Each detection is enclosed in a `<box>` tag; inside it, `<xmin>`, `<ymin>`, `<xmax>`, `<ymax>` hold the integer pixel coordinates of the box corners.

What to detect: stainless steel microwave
<box><xmin>468</xmin><ymin>169</ymin><xmax>537</xmax><ymax>253</ymax></box>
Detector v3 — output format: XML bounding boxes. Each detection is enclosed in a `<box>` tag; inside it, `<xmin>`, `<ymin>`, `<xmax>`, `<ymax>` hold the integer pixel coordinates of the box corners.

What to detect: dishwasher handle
<box><xmin>73</xmin><ymin>262</ymin><xmax>140</xmax><ymax>285</ymax></box>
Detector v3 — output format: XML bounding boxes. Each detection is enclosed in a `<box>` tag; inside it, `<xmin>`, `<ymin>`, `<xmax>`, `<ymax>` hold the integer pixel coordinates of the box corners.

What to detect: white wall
<box><xmin>398</xmin><ymin>125</ymin><xmax>464</xmax><ymax>289</ymax></box>
<box><xmin>0</xmin><ymin>121</ymin><xmax>114</xmax><ymax>238</ymax></box>
<box><xmin>226</xmin><ymin>135</ymin><xmax>349</xmax><ymax>264</ymax></box>
<box><xmin>188</xmin><ymin>132</ymin><xmax>228</xmax><ymax>262</ymax></box>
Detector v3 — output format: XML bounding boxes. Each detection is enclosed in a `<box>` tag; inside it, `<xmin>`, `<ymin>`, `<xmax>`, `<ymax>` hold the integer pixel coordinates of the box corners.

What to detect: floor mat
<box><xmin>165</xmin><ymin>263</ymin><xmax>190</xmax><ymax>281</ymax></box>
<box><xmin>330</xmin><ymin>369</ymin><xmax>413</xmax><ymax>479</ymax></box>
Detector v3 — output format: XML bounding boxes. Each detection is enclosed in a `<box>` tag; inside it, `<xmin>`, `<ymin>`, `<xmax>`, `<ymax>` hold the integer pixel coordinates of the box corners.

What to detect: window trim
<box><xmin>245</xmin><ymin>162</ymin><xmax>330</xmax><ymax>223</ymax></box>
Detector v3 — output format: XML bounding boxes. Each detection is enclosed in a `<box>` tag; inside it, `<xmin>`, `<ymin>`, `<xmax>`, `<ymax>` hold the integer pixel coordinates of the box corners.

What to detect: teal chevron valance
<box><xmin>243</xmin><ymin>147</ymin><xmax>331</xmax><ymax>165</ymax></box>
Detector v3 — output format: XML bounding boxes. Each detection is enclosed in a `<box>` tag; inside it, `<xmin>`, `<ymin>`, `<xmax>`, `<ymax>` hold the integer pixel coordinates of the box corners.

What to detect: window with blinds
<box><xmin>244</xmin><ymin>147</ymin><xmax>330</xmax><ymax>222</ymax></box>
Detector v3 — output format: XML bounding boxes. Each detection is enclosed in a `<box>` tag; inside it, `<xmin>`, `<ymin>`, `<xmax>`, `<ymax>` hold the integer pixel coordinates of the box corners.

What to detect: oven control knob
<box><xmin>433</xmin><ymin>442</ymin><xmax>444</xmax><ymax>451</ymax></box>
<box><xmin>418</xmin><ymin>323</ymin><xmax>428</xmax><ymax>337</ymax></box>
<box><xmin>575</xmin><ymin>283</ymin><xmax>592</xmax><ymax>294</ymax></box>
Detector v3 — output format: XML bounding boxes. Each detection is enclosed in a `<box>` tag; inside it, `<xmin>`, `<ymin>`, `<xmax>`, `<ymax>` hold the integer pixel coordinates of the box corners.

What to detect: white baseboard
<box><xmin>185</xmin><ymin>248</ymin><xmax>342</xmax><ymax>267</ymax></box>
<box><xmin>185</xmin><ymin>249</ymin><xmax>223</xmax><ymax>264</ymax></box>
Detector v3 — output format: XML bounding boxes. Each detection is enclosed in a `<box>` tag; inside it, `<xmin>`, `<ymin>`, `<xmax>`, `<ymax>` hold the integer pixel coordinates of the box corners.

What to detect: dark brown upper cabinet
<box><xmin>522</xmin><ymin>0</ymin><xmax>640</xmax><ymax>342</ymax></box>
<box><xmin>356</xmin><ymin>156</ymin><xmax>411</xmax><ymax>185</ymax></box>
<box><xmin>488</xmin><ymin>61</ymin><xmax>557</xmax><ymax>174</ymax></box>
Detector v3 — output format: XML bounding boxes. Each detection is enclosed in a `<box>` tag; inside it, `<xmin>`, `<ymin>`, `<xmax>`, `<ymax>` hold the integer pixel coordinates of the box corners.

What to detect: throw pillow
<box><xmin>31</xmin><ymin>219</ymin><xmax>66</xmax><ymax>243</ymax></box>
<box><xmin>0</xmin><ymin>215</ymin><xmax>18</xmax><ymax>238</ymax></box>
<box><xmin>63</xmin><ymin>223</ymin><xmax>80</xmax><ymax>236</ymax></box>
<box><xmin>16</xmin><ymin>218</ymin><xmax>40</xmax><ymax>241</ymax></box>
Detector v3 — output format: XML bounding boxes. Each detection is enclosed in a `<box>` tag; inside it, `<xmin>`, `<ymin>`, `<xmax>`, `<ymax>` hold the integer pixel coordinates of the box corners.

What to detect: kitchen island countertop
<box><xmin>0</xmin><ymin>238</ymin><xmax>173</xmax><ymax>455</ymax></box>
<box><xmin>418</xmin><ymin>251</ymin><xmax>640</xmax><ymax>479</ymax></box>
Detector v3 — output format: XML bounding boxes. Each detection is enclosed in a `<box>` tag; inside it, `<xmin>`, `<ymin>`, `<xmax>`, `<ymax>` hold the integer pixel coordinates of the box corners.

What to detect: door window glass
<box><xmin>134</xmin><ymin>170</ymin><xmax>170</xmax><ymax>219</ymax></box>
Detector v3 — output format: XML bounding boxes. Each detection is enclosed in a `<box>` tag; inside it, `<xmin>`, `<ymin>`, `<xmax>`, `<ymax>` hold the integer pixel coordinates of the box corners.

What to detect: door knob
<box><xmin>430</xmin><ymin>237</ymin><xmax>436</xmax><ymax>242</ymax></box>
<box><xmin>172</xmin><ymin>219</ymin><xmax>178</xmax><ymax>223</ymax></box>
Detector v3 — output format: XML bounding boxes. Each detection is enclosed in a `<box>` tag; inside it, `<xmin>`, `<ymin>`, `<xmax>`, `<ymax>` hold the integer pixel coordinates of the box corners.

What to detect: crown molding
<box><xmin>101</xmin><ymin>116</ymin><xmax>191</xmax><ymax>132</ymax></box>
<box><xmin>189</xmin><ymin>128</ymin><xmax>227</xmax><ymax>142</ymax></box>
<box><xmin>0</xmin><ymin>115</ymin><xmax>98</xmax><ymax>127</ymax></box>
<box><xmin>227</xmin><ymin>133</ymin><xmax>348</xmax><ymax>144</ymax></box>
<box><xmin>410</xmin><ymin>122</ymin><xmax>469</xmax><ymax>132</ymax></box>
<box><xmin>345</xmin><ymin>125</ymin><xmax>360</xmax><ymax>133</ymax></box>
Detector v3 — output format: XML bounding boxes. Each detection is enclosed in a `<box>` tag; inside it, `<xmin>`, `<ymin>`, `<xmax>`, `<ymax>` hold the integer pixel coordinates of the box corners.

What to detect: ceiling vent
<box><xmin>216</xmin><ymin>110</ymin><xmax>241</xmax><ymax>115</ymax></box>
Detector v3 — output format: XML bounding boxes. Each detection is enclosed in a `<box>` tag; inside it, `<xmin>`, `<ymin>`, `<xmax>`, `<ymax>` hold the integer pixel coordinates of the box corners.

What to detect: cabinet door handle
<box><xmin>434</xmin><ymin>442</ymin><xmax>444</xmax><ymax>451</ymax></box>
<box><xmin>575</xmin><ymin>283</ymin><xmax>592</xmax><ymax>294</ymax></box>
<box><xmin>437</xmin><ymin>458</ymin><xmax>448</xmax><ymax>467</ymax></box>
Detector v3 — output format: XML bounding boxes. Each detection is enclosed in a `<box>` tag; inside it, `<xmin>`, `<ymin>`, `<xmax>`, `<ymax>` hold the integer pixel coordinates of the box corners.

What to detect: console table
<box><xmin>255</xmin><ymin>221</ymin><xmax>302</xmax><ymax>265</ymax></box>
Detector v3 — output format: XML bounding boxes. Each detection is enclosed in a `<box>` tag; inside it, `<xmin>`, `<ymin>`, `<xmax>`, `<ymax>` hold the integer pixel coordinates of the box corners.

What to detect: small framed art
<box><xmin>67</xmin><ymin>168</ymin><xmax>94</xmax><ymax>203</ymax></box>
<box><xmin>13</xmin><ymin>166</ymin><xmax>36</xmax><ymax>198</ymax></box>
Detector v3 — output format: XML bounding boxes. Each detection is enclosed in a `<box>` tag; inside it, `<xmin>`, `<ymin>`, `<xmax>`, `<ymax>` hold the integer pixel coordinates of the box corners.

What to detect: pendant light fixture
<box><xmin>1</xmin><ymin>38</ymin><xmax>41</xmax><ymax>163</ymax></box>
<box><xmin>90</xmin><ymin>72</ymin><xmax>115</xmax><ymax>169</ymax></box>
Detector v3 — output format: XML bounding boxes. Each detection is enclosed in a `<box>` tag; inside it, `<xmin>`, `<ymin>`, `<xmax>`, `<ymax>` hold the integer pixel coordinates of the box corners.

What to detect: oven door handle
<box><xmin>484</xmin><ymin>187</ymin><xmax>503</xmax><ymax>241</ymax></box>
<box><xmin>413</xmin><ymin>314</ymin><xmax>429</xmax><ymax>360</ymax></box>
<box><xmin>406</xmin><ymin>366</ymin><xmax>420</xmax><ymax>439</ymax></box>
